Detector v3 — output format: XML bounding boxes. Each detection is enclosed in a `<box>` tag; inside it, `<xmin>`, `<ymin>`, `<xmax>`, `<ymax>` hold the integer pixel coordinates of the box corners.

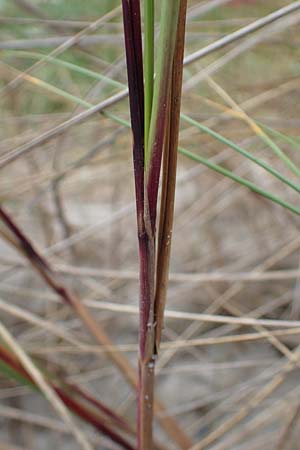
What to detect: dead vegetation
<box><xmin>1</xmin><ymin>1</ymin><xmax>300</xmax><ymax>449</ymax></box>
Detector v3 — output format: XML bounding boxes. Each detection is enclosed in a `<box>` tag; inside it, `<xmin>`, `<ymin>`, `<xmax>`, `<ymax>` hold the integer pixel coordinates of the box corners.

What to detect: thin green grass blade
<box><xmin>7</xmin><ymin>64</ymin><xmax>298</xmax><ymax>216</ymax></box>
<box><xmin>146</xmin><ymin>0</ymin><xmax>180</xmax><ymax>169</ymax></box>
<box><xmin>0</xmin><ymin>359</ymin><xmax>36</xmax><ymax>389</ymax></box>
<box><xmin>144</xmin><ymin>0</ymin><xmax>154</xmax><ymax>158</ymax></box>
<box><xmin>2</xmin><ymin>50</ymin><xmax>124</xmax><ymax>89</ymax></box>
<box><xmin>6</xmin><ymin>52</ymin><xmax>300</xmax><ymax>172</ymax></box>
<box><xmin>154</xmin><ymin>0</ymin><xmax>188</xmax><ymax>351</ymax></box>
<box><xmin>9</xmin><ymin>50</ymin><xmax>300</xmax><ymax>159</ymax></box>
<box><xmin>181</xmin><ymin>113</ymin><xmax>300</xmax><ymax>193</ymax></box>
<box><xmin>178</xmin><ymin>146</ymin><xmax>300</xmax><ymax>215</ymax></box>
<box><xmin>0</xmin><ymin>358</ymin><xmax>135</xmax><ymax>449</ymax></box>
<box><xmin>257</xmin><ymin>120</ymin><xmax>300</xmax><ymax>150</ymax></box>
<box><xmin>3</xmin><ymin>63</ymin><xmax>128</xmax><ymax>128</ymax></box>
<box><xmin>259</xmin><ymin>130</ymin><xmax>300</xmax><ymax>177</ymax></box>
<box><xmin>1</xmin><ymin>60</ymin><xmax>93</xmax><ymax>110</ymax></box>
<box><xmin>146</xmin><ymin>0</ymin><xmax>181</xmax><ymax>231</ymax></box>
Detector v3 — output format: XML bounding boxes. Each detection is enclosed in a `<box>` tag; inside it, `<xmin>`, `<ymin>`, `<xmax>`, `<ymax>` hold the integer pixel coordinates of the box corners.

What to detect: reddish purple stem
<box><xmin>121</xmin><ymin>0</ymin><xmax>144</xmax><ymax>220</ymax></box>
<box><xmin>0</xmin><ymin>345</ymin><xmax>135</xmax><ymax>450</ymax></box>
<box><xmin>121</xmin><ymin>1</ymin><xmax>153</xmax><ymax>360</ymax></box>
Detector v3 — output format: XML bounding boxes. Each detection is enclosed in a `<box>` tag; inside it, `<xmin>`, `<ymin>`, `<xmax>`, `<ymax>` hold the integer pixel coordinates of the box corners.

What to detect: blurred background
<box><xmin>1</xmin><ymin>1</ymin><xmax>300</xmax><ymax>449</ymax></box>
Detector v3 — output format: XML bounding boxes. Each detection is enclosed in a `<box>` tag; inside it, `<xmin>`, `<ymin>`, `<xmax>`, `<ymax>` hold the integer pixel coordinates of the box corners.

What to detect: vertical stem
<box><xmin>139</xmin><ymin>0</ymin><xmax>186</xmax><ymax>446</ymax></box>
<box><xmin>146</xmin><ymin>0</ymin><xmax>181</xmax><ymax>230</ymax></box>
<box><xmin>136</xmin><ymin>206</ymin><xmax>156</xmax><ymax>448</ymax></box>
<box><xmin>122</xmin><ymin>2</ymin><xmax>191</xmax><ymax>448</ymax></box>
<box><xmin>121</xmin><ymin>0</ymin><xmax>145</xmax><ymax>222</ymax></box>
<box><xmin>139</xmin><ymin>1</ymin><xmax>184</xmax><ymax>448</ymax></box>
<box><xmin>144</xmin><ymin>0</ymin><xmax>155</xmax><ymax>158</ymax></box>
<box><xmin>121</xmin><ymin>2</ymin><xmax>156</xmax><ymax>448</ymax></box>
<box><xmin>155</xmin><ymin>0</ymin><xmax>188</xmax><ymax>349</ymax></box>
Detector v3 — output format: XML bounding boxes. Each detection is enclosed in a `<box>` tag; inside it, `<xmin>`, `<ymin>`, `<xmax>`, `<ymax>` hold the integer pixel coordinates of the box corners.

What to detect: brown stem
<box><xmin>137</xmin><ymin>2</ymin><xmax>190</xmax><ymax>448</ymax></box>
<box><xmin>138</xmin><ymin>354</ymin><xmax>156</xmax><ymax>449</ymax></box>
<box><xmin>154</xmin><ymin>0</ymin><xmax>188</xmax><ymax>350</ymax></box>
<box><xmin>137</xmin><ymin>222</ymin><xmax>156</xmax><ymax>449</ymax></box>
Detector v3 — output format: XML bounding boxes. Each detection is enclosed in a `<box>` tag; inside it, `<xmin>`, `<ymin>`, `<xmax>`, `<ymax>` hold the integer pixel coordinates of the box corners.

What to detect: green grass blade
<box><xmin>4</xmin><ymin>61</ymin><xmax>130</xmax><ymax>130</ymax></box>
<box><xmin>10</xmin><ymin>51</ymin><xmax>300</xmax><ymax>158</ymax></box>
<box><xmin>178</xmin><ymin>146</ymin><xmax>300</xmax><ymax>216</ymax></box>
<box><xmin>259</xmin><ymin>130</ymin><xmax>300</xmax><ymax>178</ymax></box>
<box><xmin>2</xmin><ymin>50</ymin><xmax>125</xmax><ymax>89</ymax></box>
<box><xmin>181</xmin><ymin>113</ymin><xmax>300</xmax><ymax>193</ymax></box>
<box><xmin>144</xmin><ymin>0</ymin><xmax>155</xmax><ymax>158</ymax></box>
<box><xmin>0</xmin><ymin>360</ymin><xmax>36</xmax><ymax>389</ymax></box>
<box><xmin>6</xmin><ymin>52</ymin><xmax>300</xmax><ymax>169</ymax></box>
<box><xmin>257</xmin><ymin>120</ymin><xmax>300</xmax><ymax>151</ymax></box>
<box><xmin>28</xmin><ymin>75</ymin><xmax>93</xmax><ymax>109</ymax></box>
<box><xmin>146</xmin><ymin>0</ymin><xmax>181</xmax><ymax>168</ymax></box>
<box><xmin>7</xmin><ymin>64</ymin><xmax>298</xmax><ymax>216</ymax></box>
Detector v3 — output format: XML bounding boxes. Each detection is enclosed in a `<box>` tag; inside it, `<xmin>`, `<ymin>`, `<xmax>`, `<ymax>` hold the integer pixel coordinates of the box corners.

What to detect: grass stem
<box><xmin>144</xmin><ymin>0</ymin><xmax>155</xmax><ymax>158</ymax></box>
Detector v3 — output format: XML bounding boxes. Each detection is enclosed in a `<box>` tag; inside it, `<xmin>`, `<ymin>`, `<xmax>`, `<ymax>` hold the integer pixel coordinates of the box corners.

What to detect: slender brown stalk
<box><xmin>0</xmin><ymin>205</ymin><xmax>136</xmax><ymax>386</ymax></box>
<box><xmin>154</xmin><ymin>0</ymin><xmax>188</xmax><ymax>349</ymax></box>
<box><xmin>137</xmin><ymin>2</ymin><xmax>190</xmax><ymax>448</ymax></box>
<box><xmin>55</xmin><ymin>389</ymin><xmax>135</xmax><ymax>450</ymax></box>
<box><xmin>121</xmin><ymin>1</ymin><xmax>191</xmax><ymax>447</ymax></box>
<box><xmin>137</xmin><ymin>234</ymin><xmax>156</xmax><ymax>450</ymax></box>
<box><xmin>68</xmin><ymin>384</ymin><xmax>134</xmax><ymax>434</ymax></box>
<box><xmin>120</xmin><ymin>1</ymin><xmax>155</xmax><ymax>447</ymax></box>
<box><xmin>121</xmin><ymin>0</ymin><xmax>144</xmax><ymax>217</ymax></box>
